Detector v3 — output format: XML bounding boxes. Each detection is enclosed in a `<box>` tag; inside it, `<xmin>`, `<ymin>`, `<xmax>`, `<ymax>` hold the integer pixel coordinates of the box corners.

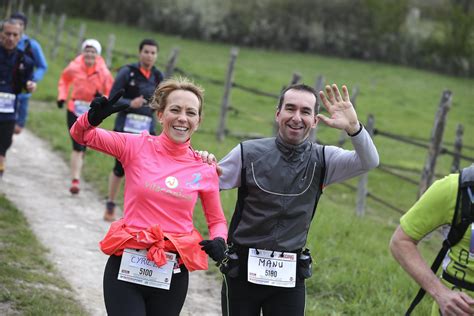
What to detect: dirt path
<box><xmin>0</xmin><ymin>129</ymin><xmax>221</xmax><ymax>315</ymax></box>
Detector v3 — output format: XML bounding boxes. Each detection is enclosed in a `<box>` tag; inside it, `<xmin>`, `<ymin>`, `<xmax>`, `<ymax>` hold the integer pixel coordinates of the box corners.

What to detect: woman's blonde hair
<box><xmin>150</xmin><ymin>76</ymin><xmax>204</xmax><ymax>116</ymax></box>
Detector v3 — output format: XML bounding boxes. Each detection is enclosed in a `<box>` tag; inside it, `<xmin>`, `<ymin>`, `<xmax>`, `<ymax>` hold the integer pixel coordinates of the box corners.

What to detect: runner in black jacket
<box><xmin>218</xmin><ymin>83</ymin><xmax>379</xmax><ymax>316</ymax></box>
<box><xmin>0</xmin><ymin>19</ymin><xmax>35</xmax><ymax>177</ymax></box>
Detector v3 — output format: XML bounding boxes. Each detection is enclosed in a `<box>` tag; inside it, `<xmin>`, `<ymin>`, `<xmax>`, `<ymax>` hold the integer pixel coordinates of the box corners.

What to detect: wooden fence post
<box><xmin>34</xmin><ymin>3</ymin><xmax>45</xmax><ymax>37</ymax></box>
<box><xmin>450</xmin><ymin>124</ymin><xmax>464</xmax><ymax>173</ymax></box>
<box><xmin>356</xmin><ymin>114</ymin><xmax>374</xmax><ymax>216</ymax></box>
<box><xmin>217</xmin><ymin>47</ymin><xmax>239</xmax><ymax>142</ymax></box>
<box><xmin>338</xmin><ymin>85</ymin><xmax>359</xmax><ymax>147</ymax></box>
<box><xmin>51</xmin><ymin>13</ymin><xmax>66</xmax><ymax>60</ymax></box>
<box><xmin>64</xmin><ymin>29</ymin><xmax>73</xmax><ymax>64</ymax></box>
<box><xmin>164</xmin><ymin>47</ymin><xmax>180</xmax><ymax>79</ymax></box>
<box><xmin>4</xmin><ymin>0</ymin><xmax>14</xmax><ymax>19</ymax></box>
<box><xmin>272</xmin><ymin>72</ymin><xmax>302</xmax><ymax>136</ymax></box>
<box><xmin>105</xmin><ymin>34</ymin><xmax>115</xmax><ymax>68</ymax></box>
<box><xmin>47</xmin><ymin>13</ymin><xmax>56</xmax><ymax>48</ymax></box>
<box><xmin>309</xmin><ymin>75</ymin><xmax>324</xmax><ymax>142</ymax></box>
<box><xmin>291</xmin><ymin>72</ymin><xmax>302</xmax><ymax>85</ymax></box>
<box><xmin>26</xmin><ymin>4</ymin><xmax>33</xmax><ymax>25</ymax></box>
<box><xmin>76</xmin><ymin>23</ymin><xmax>86</xmax><ymax>55</ymax></box>
<box><xmin>418</xmin><ymin>90</ymin><xmax>453</xmax><ymax>198</ymax></box>
<box><xmin>17</xmin><ymin>0</ymin><xmax>24</xmax><ymax>13</ymax></box>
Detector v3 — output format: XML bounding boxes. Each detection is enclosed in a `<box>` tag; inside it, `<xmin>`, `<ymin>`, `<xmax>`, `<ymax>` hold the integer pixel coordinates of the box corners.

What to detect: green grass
<box><xmin>19</xmin><ymin>16</ymin><xmax>474</xmax><ymax>315</ymax></box>
<box><xmin>0</xmin><ymin>194</ymin><xmax>87</xmax><ymax>315</ymax></box>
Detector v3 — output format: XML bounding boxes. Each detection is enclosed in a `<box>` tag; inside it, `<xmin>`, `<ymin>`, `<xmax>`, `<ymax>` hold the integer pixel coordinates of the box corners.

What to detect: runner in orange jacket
<box><xmin>57</xmin><ymin>39</ymin><xmax>114</xmax><ymax>194</ymax></box>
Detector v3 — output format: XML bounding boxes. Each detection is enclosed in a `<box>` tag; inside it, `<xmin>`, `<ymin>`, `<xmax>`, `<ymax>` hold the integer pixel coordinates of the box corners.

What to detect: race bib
<box><xmin>123</xmin><ymin>113</ymin><xmax>152</xmax><ymax>134</ymax></box>
<box><xmin>118</xmin><ymin>248</ymin><xmax>176</xmax><ymax>290</ymax></box>
<box><xmin>0</xmin><ymin>93</ymin><xmax>16</xmax><ymax>113</ymax></box>
<box><xmin>247</xmin><ymin>248</ymin><xmax>297</xmax><ymax>288</ymax></box>
<box><xmin>73</xmin><ymin>100</ymin><xmax>90</xmax><ymax>117</ymax></box>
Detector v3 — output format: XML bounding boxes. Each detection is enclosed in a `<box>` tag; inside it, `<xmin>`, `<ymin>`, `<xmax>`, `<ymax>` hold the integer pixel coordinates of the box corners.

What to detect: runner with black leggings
<box><xmin>0</xmin><ymin>19</ymin><xmax>35</xmax><ymax>178</ymax></box>
<box><xmin>70</xmin><ymin>77</ymin><xmax>228</xmax><ymax>315</ymax></box>
<box><xmin>58</xmin><ymin>39</ymin><xmax>113</xmax><ymax>194</ymax></box>
<box><xmin>218</xmin><ymin>83</ymin><xmax>379</xmax><ymax>315</ymax></box>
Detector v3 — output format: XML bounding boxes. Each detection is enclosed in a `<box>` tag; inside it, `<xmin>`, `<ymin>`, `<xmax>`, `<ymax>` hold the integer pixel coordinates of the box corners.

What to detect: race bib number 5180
<box><xmin>247</xmin><ymin>248</ymin><xmax>297</xmax><ymax>288</ymax></box>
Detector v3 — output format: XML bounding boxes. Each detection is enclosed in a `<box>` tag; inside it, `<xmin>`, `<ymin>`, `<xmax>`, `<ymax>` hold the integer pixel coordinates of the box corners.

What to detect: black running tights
<box><xmin>103</xmin><ymin>255</ymin><xmax>189</xmax><ymax>316</ymax></box>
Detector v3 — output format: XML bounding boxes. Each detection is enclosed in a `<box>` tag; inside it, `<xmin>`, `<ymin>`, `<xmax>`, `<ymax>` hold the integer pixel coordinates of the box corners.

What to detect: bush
<box><xmin>18</xmin><ymin>0</ymin><xmax>474</xmax><ymax>77</ymax></box>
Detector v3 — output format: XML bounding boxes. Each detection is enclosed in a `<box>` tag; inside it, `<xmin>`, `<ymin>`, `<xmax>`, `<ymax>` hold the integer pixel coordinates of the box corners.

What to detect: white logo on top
<box><xmin>165</xmin><ymin>176</ymin><xmax>179</xmax><ymax>189</ymax></box>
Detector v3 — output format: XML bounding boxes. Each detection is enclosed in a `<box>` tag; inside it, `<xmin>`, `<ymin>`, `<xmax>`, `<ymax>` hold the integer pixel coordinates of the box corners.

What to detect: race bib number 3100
<box><xmin>73</xmin><ymin>100</ymin><xmax>90</xmax><ymax>117</ymax></box>
<box><xmin>118</xmin><ymin>249</ymin><xmax>176</xmax><ymax>290</ymax></box>
<box><xmin>123</xmin><ymin>114</ymin><xmax>152</xmax><ymax>134</ymax></box>
<box><xmin>247</xmin><ymin>248</ymin><xmax>297</xmax><ymax>288</ymax></box>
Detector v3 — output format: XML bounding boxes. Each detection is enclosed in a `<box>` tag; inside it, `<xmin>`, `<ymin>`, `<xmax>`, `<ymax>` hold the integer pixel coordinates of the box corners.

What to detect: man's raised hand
<box><xmin>317</xmin><ymin>84</ymin><xmax>360</xmax><ymax>135</ymax></box>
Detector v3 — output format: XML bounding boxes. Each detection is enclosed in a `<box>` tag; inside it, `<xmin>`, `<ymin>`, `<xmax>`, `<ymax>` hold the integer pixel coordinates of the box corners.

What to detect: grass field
<box><xmin>5</xmin><ymin>15</ymin><xmax>474</xmax><ymax>315</ymax></box>
<box><xmin>0</xmin><ymin>194</ymin><xmax>87</xmax><ymax>315</ymax></box>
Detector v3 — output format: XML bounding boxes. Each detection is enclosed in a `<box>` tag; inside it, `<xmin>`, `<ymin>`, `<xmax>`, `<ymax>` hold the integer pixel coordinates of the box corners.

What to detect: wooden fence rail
<box><xmin>374</xmin><ymin>129</ymin><xmax>473</xmax><ymax>163</ymax></box>
<box><xmin>19</xmin><ymin>7</ymin><xmax>472</xmax><ymax>218</ymax></box>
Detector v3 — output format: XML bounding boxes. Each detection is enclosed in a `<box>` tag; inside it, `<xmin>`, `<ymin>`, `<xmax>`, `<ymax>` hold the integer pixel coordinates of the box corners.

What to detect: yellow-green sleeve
<box><xmin>400</xmin><ymin>174</ymin><xmax>459</xmax><ymax>241</ymax></box>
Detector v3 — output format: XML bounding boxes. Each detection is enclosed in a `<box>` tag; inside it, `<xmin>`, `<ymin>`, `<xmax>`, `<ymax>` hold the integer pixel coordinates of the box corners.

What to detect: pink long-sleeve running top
<box><xmin>70</xmin><ymin>113</ymin><xmax>227</xmax><ymax>240</ymax></box>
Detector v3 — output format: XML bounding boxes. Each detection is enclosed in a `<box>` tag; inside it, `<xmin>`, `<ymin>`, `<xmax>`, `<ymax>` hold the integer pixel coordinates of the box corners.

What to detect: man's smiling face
<box><xmin>276</xmin><ymin>89</ymin><xmax>318</xmax><ymax>145</ymax></box>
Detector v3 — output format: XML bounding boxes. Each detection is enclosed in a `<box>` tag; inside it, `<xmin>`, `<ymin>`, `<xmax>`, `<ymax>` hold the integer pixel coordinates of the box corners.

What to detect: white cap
<box><xmin>81</xmin><ymin>39</ymin><xmax>102</xmax><ymax>55</ymax></box>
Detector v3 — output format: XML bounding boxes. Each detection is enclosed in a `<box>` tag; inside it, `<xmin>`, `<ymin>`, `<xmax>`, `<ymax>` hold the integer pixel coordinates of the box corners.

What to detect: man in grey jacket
<box><xmin>217</xmin><ymin>83</ymin><xmax>379</xmax><ymax>315</ymax></box>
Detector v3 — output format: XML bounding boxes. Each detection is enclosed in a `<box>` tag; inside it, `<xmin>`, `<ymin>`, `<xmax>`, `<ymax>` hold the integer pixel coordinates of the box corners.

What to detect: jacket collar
<box><xmin>275</xmin><ymin>135</ymin><xmax>311</xmax><ymax>161</ymax></box>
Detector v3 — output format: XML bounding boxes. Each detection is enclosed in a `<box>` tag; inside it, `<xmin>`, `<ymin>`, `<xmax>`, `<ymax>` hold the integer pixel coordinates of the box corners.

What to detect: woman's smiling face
<box><xmin>158</xmin><ymin>89</ymin><xmax>201</xmax><ymax>143</ymax></box>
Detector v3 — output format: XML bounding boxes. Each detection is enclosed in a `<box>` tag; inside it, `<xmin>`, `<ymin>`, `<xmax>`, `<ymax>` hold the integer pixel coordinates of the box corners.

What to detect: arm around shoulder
<box><xmin>200</xmin><ymin>169</ymin><xmax>228</xmax><ymax>240</ymax></box>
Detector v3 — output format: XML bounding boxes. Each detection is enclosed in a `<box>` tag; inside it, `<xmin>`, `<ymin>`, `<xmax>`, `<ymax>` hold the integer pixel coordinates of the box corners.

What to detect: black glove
<box><xmin>94</xmin><ymin>91</ymin><xmax>103</xmax><ymax>98</ymax></box>
<box><xmin>87</xmin><ymin>89</ymin><xmax>126</xmax><ymax>126</ymax></box>
<box><xmin>199</xmin><ymin>237</ymin><xmax>227</xmax><ymax>263</ymax></box>
<box><xmin>57</xmin><ymin>100</ymin><xmax>64</xmax><ymax>109</ymax></box>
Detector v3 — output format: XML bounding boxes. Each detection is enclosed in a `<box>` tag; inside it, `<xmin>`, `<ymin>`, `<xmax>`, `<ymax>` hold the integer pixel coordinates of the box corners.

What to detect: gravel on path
<box><xmin>0</xmin><ymin>129</ymin><xmax>221</xmax><ymax>316</ymax></box>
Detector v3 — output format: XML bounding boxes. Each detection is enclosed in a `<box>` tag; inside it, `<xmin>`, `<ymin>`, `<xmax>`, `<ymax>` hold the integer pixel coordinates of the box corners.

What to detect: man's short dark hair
<box><xmin>139</xmin><ymin>39</ymin><xmax>158</xmax><ymax>52</ymax></box>
<box><xmin>277</xmin><ymin>83</ymin><xmax>319</xmax><ymax>114</ymax></box>
<box><xmin>10</xmin><ymin>12</ymin><xmax>28</xmax><ymax>28</ymax></box>
<box><xmin>1</xmin><ymin>18</ymin><xmax>22</xmax><ymax>32</ymax></box>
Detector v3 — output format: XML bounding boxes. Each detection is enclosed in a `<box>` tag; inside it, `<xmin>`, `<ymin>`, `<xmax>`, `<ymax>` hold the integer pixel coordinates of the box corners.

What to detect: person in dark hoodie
<box><xmin>104</xmin><ymin>38</ymin><xmax>164</xmax><ymax>221</ymax></box>
<box><xmin>0</xmin><ymin>19</ymin><xmax>35</xmax><ymax>178</ymax></box>
<box><xmin>9</xmin><ymin>12</ymin><xmax>48</xmax><ymax>135</ymax></box>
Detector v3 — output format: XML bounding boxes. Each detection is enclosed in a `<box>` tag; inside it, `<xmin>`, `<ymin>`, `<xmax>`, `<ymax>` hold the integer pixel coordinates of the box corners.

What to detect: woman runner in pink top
<box><xmin>70</xmin><ymin>77</ymin><xmax>228</xmax><ymax>316</ymax></box>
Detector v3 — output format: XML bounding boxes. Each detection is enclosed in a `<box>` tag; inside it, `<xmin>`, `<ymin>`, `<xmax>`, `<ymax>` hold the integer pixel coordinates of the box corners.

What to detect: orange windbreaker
<box><xmin>58</xmin><ymin>55</ymin><xmax>114</xmax><ymax>112</ymax></box>
<box><xmin>99</xmin><ymin>219</ymin><xmax>209</xmax><ymax>272</ymax></box>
